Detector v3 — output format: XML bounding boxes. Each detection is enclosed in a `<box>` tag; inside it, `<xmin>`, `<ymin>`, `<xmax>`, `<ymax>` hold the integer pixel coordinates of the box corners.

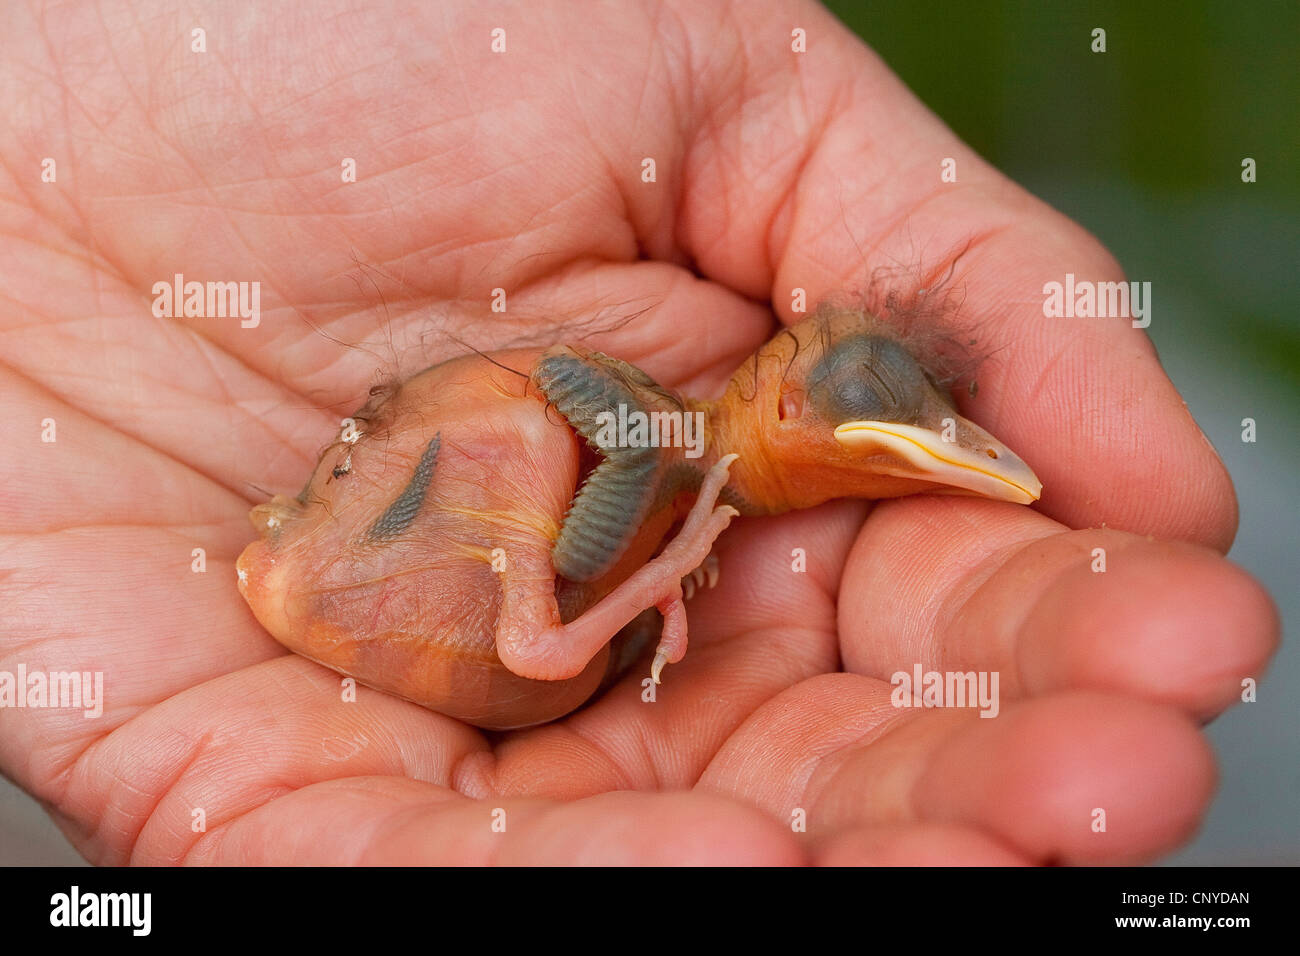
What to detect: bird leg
<box><xmin>495</xmin><ymin>454</ymin><xmax>739</xmax><ymax>683</ymax></box>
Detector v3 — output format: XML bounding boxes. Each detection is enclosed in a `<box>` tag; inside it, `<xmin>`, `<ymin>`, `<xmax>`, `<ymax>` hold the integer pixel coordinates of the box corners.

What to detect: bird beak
<box><xmin>833</xmin><ymin>418</ymin><xmax>1042</xmax><ymax>504</ymax></box>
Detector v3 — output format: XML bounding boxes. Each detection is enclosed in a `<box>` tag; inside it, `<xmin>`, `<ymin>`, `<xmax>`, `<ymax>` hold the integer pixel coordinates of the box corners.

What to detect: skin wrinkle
<box><xmin>432</xmin><ymin>211</ymin><xmax>608</xmax><ymax>293</ymax></box>
<box><xmin>769</xmin><ymin>629</ymin><xmax>840</xmax><ymax>694</ymax></box>
<box><xmin>864</xmin><ymin>508</ymin><xmax>995</xmax><ymax>668</ymax></box>
<box><xmin>761</xmin><ymin>89</ymin><xmax>841</xmax><ymax>289</ymax></box>
<box><xmin>944</xmin><ymin>532</ymin><xmax>1072</xmax><ymax>695</ymax></box>
<box><xmin>563</xmin><ymin>722</ymin><xmax>654</xmax><ymax>793</ymax></box>
<box><xmin>116</xmin><ymin>46</ymin><xmax>274</xmax><ymax>297</ymax></box>
<box><xmin>824</xmin><ymin>703</ymin><xmax>962</xmax><ymax>830</ymax></box>
<box><xmin>448</xmin><ymin>748</ymin><xmax>499</xmax><ymax>800</ymax></box>
<box><xmin>731</xmin><ymin>626</ymin><xmax>842</xmax><ymax>702</ymax></box>
<box><xmin>25</xmin><ymin>264</ymin><xmax>673</xmax><ymax>524</ymax></box>
<box><xmin>642</xmin><ymin>3</ymin><xmax>696</xmax><ymax>140</ymax></box>
<box><xmin>624</xmin><ymin>718</ymin><xmax>668</xmax><ymax>793</ymax></box>
<box><xmin>17</xmin><ymin>10</ymin><xmax>115</xmax><ymax>271</ymax></box>
<box><xmin>341</xmin><ymin>708</ymin><xmax>457</xmax><ymax>789</ymax></box>
<box><xmin>80</xmin><ymin>723</ymin><xmax>218</xmax><ymax>865</ymax></box>
<box><xmin>554</xmin><ymin>14</ymin><xmax>648</xmax><ymax>247</ymax></box>
<box><xmin>687</xmin><ymin>569</ymin><xmax>848</xmax><ymax>759</ymax></box>
<box><xmin>182</xmin><ymin>320</ymin><xmax>245</xmax><ymax>422</ymax></box>
<box><xmin>826</xmin><ymin>183</ymin><xmax>967</xmax><ymax>289</ymax></box>
<box><xmin>10</xmin><ymin>321</ymin><xmax>328</xmax><ymax>509</ymax></box>
<box><xmin>779</xmin><ymin>681</ymin><xmax>917</xmax><ymax>824</ymax></box>
<box><xmin>168</xmin><ymin>783</ymin><xmax>305</xmax><ymax>866</ymax></box>
<box><xmin>4</xmin><ymin>524</ymin><xmax>247</xmax><ymax>554</ymax></box>
<box><xmin>124</xmin><ymin>673</ymin><xmax>431</xmax><ymax>864</ymax></box>
<box><xmin>203</xmin><ymin>23</ymin><xmax>308</xmax><ymax>203</ymax></box>
<box><xmin>138</xmin><ymin>773</ymin><xmax>281</xmax><ymax>868</ymax></box>
<box><xmin>681</xmin><ymin>3</ymin><xmax>748</xmax><ymax>137</ymax></box>
<box><xmin>977</xmin><ymin>326</ymin><xmax>1023</xmax><ymax>440</ymax></box>
<box><xmin>1016</xmin><ymin>327</ymin><xmax>1091</xmax><ymax>418</ymax></box>
<box><xmin>352</xmin><ymin>789</ymin><xmax>470</xmax><ymax>866</ymax></box>
<box><xmin>809</xmin><ymin>823</ymin><xmax>1029</xmax><ymax>865</ymax></box>
<box><xmin>782</xmin><ymin>74</ymin><xmax>896</xmax><ymax>220</ymax></box>
<box><xmin>57</xmin><ymin>700</ymin><xmax>188</xmax><ymax>865</ymax></box>
<box><xmin>673</xmin><ymin>11</ymin><xmax>760</xmax><ymax>267</ymax></box>
<box><xmin>0</xmin><ymin>361</ymin><xmax>259</xmax><ymax>522</ymax></box>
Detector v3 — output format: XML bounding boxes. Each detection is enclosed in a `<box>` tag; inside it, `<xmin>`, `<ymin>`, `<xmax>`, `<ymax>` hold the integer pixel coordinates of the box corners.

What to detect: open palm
<box><xmin>1</xmin><ymin>0</ymin><xmax>1277</xmax><ymax>865</ymax></box>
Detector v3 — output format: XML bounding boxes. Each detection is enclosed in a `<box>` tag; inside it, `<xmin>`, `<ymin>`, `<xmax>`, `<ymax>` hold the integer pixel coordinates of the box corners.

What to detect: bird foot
<box><xmin>646</xmin><ymin>454</ymin><xmax>738</xmax><ymax>684</ymax></box>
<box><xmin>681</xmin><ymin>552</ymin><xmax>720</xmax><ymax>601</ymax></box>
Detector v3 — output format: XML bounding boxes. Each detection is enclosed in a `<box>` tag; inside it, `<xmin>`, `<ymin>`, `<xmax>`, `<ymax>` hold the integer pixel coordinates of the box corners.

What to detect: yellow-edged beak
<box><xmin>834</xmin><ymin>420</ymin><xmax>1042</xmax><ymax>505</ymax></box>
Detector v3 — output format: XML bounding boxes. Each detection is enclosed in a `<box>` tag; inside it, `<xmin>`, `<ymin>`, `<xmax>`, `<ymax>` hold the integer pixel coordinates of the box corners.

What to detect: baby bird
<box><xmin>236</xmin><ymin>308</ymin><xmax>1040</xmax><ymax>729</ymax></box>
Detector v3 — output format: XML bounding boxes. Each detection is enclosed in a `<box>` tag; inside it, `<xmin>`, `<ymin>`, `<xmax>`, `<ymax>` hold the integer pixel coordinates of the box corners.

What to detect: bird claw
<box><xmin>681</xmin><ymin>552</ymin><xmax>720</xmax><ymax>601</ymax></box>
<box><xmin>651</xmin><ymin>651</ymin><xmax>668</xmax><ymax>684</ymax></box>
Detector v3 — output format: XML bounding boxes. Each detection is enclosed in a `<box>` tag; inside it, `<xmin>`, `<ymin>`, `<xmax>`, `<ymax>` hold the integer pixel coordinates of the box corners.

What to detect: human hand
<box><xmin>0</xmin><ymin>0</ymin><xmax>1277</xmax><ymax>864</ymax></box>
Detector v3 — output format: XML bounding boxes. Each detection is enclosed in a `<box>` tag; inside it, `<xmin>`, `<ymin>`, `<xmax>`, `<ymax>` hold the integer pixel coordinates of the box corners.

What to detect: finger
<box><xmin>48</xmin><ymin>656</ymin><xmax>483</xmax><ymax>865</ymax></box>
<box><xmin>812</xmin><ymin>824</ymin><xmax>1030</xmax><ymax>866</ymax></box>
<box><xmin>699</xmin><ymin>675</ymin><xmax>1215</xmax><ymax>864</ymax></box>
<box><xmin>183</xmin><ymin>778</ymin><xmax>803</xmax><ymax>866</ymax></box>
<box><xmin>660</xmin><ymin>0</ymin><xmax>1235</xmax><ymax>549</ymax></box>
<box><xmin>838</xmin><ymin>496</ymin><xmax>1279</xmax><ymax>719</ymax></box>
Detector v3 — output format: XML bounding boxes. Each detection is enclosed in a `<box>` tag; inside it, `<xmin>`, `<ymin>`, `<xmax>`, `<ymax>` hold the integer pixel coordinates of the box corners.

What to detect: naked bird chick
<box><xmin>236</xmin><ymin>308</ymin><xmax>1042</xmax><ymax>729</ymax></box>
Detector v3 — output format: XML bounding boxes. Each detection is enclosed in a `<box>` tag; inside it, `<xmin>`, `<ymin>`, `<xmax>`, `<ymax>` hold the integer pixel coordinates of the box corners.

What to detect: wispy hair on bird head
<box><xmin>808</xmin><ymin>241</ymin><xmax>994</xmax><ymax>393</ymax></box>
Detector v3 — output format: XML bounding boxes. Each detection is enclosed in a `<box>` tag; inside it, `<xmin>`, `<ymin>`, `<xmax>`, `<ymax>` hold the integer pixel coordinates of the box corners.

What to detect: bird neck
<box><xmin>686</xmin><ymin>394</ymin><xmax>797</xmax><ymax>517</ymax></box>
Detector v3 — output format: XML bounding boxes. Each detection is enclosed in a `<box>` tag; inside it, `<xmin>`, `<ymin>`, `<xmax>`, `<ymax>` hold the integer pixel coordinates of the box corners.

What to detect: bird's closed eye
<box><xmin>809</xmin><ymin>335</ymin><xmax>926</xmax><ymax>424</ymax></box>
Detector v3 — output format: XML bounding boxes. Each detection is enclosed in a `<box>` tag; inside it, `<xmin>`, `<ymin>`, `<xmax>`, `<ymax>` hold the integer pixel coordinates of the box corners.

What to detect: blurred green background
<box><xmin>826</xmin><ymin>0</ymin><xmax>1299</xmax><ymax>382</ymax></box>
<box><xmin>825</xmin><ymin>0</ymin><xmax>1297</xmax><ymax>863</ymax></box>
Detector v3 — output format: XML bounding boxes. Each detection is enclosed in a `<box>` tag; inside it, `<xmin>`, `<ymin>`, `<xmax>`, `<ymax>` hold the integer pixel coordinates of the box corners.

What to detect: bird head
<box><xmin>710</xmin><ymin>308</ymin><xmax>1041</xmax><ymax>513</ymax></box>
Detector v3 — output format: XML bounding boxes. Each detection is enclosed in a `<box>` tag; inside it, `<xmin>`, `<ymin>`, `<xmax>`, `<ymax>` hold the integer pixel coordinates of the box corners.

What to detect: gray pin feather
<box><xmin>366</xmin><ymin>433</ymin><xmax>441</xmax><ymax>540</ymax></box>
